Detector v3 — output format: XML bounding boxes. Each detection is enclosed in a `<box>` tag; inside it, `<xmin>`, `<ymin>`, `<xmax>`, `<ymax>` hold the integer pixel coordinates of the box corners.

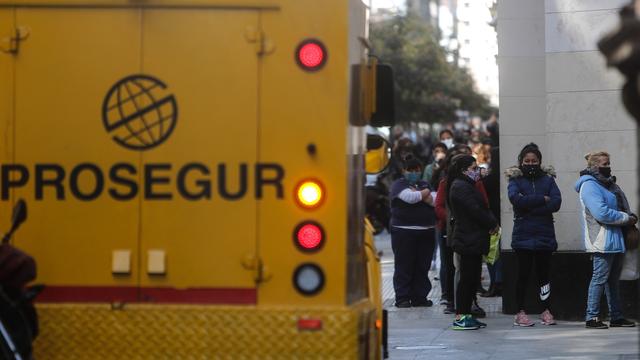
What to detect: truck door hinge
<box><xmin>242</xmin><ymin>253</ymin><xmax>272</xmax><ymax>285</ymax></box>
<box><xmin>244</xmin><ymin>26</ymin><xmax>275</xmax><ymax>56</ymax></box>
<box><xmin>0</xmin><ymin>26</ymin><xmax>30</xmax><ymax>55</ymax></box>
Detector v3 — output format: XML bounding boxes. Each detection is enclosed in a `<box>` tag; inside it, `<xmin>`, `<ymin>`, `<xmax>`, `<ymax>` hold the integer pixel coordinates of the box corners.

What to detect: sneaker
<box><xmin>470</xmin><ymin>301</ymin><xmax>486</xmax><ymax>318</ymax></box>
<box><xmin>439</xmin><ymin>298</ymin><xmax>450</xmax><ymax>306</ymax></box>
<box><xmin>453</xmin><ymin>315</ymin><xmax>480</xmax><ymax>330</ymax></box>
<box><xmin>610</xmin><ymin>318</ymin><xmax>636</xmax><ymax>327</ymax></box>
<box><xmin>412</xmin><ymin>299</ymin><xmax>433</xmax><ymax>307</ymax></box>
<box><xmin>585</xmin><ymin>318</ymin><xmax>608</xmax><ymax>329</ymax></box>
<box><xmin>514</xmin><ymin>311</ymin><xmax>535</xmax><ymax>327</ymax></box>
<box><xmin>443</xmin><ymin>306</ymin><xmax>456</xmax><ymax>314</ymax></box>
<box><xmin>395</xmin><ymin>300</ymin><xmax>411</xmax><ymax>308</ymax></box>
<box><xmin>540</xmin><ymin>310</ymin><xmax>556</xmax><ymax>326</ymax></box>
<box><xmin>470</xmin><ymin>318</ymin><xmax>487</xmax><ymax>328</ymax></box>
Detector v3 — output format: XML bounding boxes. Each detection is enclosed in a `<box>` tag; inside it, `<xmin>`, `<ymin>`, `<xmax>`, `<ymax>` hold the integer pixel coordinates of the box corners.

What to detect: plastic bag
<box><xmin>620</xmin><ymin>249</ymin><xmax>639</xmax><ymax>281</ymax></box>
<box><xmin>483</xmin><ymin>227</ymin><xmax>501</xmax><ymax>265</ymax></box>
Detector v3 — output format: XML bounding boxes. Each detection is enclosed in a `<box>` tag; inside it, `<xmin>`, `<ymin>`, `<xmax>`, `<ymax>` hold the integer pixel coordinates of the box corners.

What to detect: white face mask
<box><xmin>442</xmin><ymin>138</ymin><xmax>454</xmax><ymax>149</ymax></box>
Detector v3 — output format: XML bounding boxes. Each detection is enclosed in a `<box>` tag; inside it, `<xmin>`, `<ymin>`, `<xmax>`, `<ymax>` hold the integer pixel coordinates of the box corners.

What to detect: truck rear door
<box><xmin>0</xmin><ymin>3</ymin><xmax>260</xmax><ymax>303</ymax></box>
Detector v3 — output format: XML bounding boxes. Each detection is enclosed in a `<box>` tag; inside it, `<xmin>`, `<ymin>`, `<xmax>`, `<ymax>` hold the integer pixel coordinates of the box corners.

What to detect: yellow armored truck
<box><xmin>0</xmin><ymin>0</ymin><xmax>393</xmax><ymax>358</ymax></box>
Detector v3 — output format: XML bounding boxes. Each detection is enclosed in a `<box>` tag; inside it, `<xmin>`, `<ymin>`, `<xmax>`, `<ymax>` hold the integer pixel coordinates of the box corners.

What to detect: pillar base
<box><xmin>501</xmin><ymin>251</ymin><xmax>639</xmax><ymax>321</ymax></box>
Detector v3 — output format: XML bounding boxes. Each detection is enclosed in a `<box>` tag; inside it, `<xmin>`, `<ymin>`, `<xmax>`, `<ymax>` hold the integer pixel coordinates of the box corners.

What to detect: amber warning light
<box><xmin>296</xmin><ymin>180</ymin><xmax>324</xmax><ymax>209</ymax></box>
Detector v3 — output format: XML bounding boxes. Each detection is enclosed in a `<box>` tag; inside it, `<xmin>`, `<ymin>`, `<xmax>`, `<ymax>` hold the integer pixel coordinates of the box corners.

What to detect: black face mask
<box><xmin>521</xmin><ymin>164</ymin><xmax>541</xmax><ymax>177</ymax></box>
<box><xmin>598</xmin><ymin>167</ymin><xmax>612</xmax><ymax>178</ymax></box>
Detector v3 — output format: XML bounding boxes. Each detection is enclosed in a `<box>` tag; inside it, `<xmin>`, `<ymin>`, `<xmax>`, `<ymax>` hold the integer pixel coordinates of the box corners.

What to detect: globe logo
<box><xmin>102</xmin><ymin>74</ymin><xmax>178</xmax><ymax>151</ymax></box>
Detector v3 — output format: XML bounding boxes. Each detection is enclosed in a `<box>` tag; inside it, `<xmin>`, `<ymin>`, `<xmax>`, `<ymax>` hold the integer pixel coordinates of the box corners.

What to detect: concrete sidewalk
<box><xmin>375</xmin><ymin>231</ymin><xmax>640</xmax><ymax>360</ymax></box>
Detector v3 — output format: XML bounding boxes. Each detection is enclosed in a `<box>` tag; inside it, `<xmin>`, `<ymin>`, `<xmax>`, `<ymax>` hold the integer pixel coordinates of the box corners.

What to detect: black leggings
<box><xmin>456</xmin><ymin>253</ymin><xmax>482</xmax><ymax>315</ymax></box>
<box><xmin>515</xmin><ymin>250</ymin><xmax>552</xmax><ymax>311</ymax></box>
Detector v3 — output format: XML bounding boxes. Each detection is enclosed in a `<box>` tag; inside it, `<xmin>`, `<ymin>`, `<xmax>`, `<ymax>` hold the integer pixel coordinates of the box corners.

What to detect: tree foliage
<box><xmin>370</xmin><ymin>14</ymin><xmax>494</xmax><ymax>123</ymax></box>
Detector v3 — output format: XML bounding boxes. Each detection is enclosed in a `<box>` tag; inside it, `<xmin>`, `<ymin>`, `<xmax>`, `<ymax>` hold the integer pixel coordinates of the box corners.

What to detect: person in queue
<box><xmin>435</xmin><ymin>145</ymin><xmax>488</xmax><ymax>317</ymax></box>
<box><xmin>506</xmin><ymin>143</ymin><xmax>561</xmax><ymax>326</ymax></box>
<box><xmin>434</xmin><ymin>147</ymin><xmax>466</xmax><ymax>314</ymax></box>
<box><xmin>422</xmin><ymin>142</ymin><xmax>447</xmax><ymax>187</ymax></box>
<box><xmin>447</xmin><ymin>154</ymin><xmax>499</xmax><ymax>330</ymax></box>
<box><xmin>389</xmin><ymin>155</ymin><xmax>437</xmax><ymax>308</ymax></box>
<box><xmin>439</xmin><ymin>129</ymin><xmax>455</xmax><ymax>150</ymax></box>
<box><xmin>576</xmin><ymin>151</ymin><xmax>637</xmax><ymax>329</ymax></box>
<box><xmin>481</xmin><ymin>146</ymin><xmax>503</xmax><ymax>298</ymax></box>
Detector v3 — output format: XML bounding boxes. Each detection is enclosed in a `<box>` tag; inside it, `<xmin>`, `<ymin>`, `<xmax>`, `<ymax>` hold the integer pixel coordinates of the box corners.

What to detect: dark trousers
<box><xmin>515</xmin><ymin>250</ymin><xmax>552</xmax><ymax>311</ymax></box>
<box><xmin>391</xmin><ymin>227</ymin><xmax>436</xmax><ymax>303</ymax></box>
<box><xmin>437</xmin><ymin>230</ymin><xmax>455</xmax><ymax>303</ymax></box>
<box><xmin>456</xmin><ymin>252</ymin><xmax>482</xmax><ymax>315</ymax></box>
<box><xmin>488</xmin><ymin>257</ymin><xmax>503</xmax><ymax>285</ymax></box>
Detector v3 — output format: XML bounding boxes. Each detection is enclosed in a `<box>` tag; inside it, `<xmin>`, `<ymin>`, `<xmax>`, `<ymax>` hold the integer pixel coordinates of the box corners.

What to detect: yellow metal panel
<box><xmin>364</xmin><ymin>219</ymin><xmax>383</xmax><ymax>359</ymax></box>
<box><xmin>258</xmin><ymin>1</ymin><xmax>350</xmax><ymax>305</ymax></box>
<box><xmin>0</xmin><ymin>0</ymin><xmax>279</xmax><ymax>9</ymax></box>
<box><xmin>13</xmin><ymin>9</ymin><xmax>141</xmax><ymax>286</ymax></box>
<box><xmin>0</xmin><ymin>9</ymin><xmax>14</xmax><ymax>221</ymax></box>
<box><xmin>139</xmin><ymin>9</ymin><xmax>258</xmax><ymax>288</ymax></box>
<box><xmin>34</xmin><ymin>302</ymin><xmax>375</xmax><ymax>359</ymax></box>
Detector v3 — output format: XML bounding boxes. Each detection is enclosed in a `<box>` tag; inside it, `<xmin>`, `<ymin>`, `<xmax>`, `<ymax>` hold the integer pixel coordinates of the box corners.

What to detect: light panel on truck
<box><xmin>294</xmin><ymin>221</ymin><xmax>325</xmax><ymax>252</ymax></box>
<box><xmin>296</xmin><ymin>39</ymin><xmax>327</xmax><ymax>71</ymax></box>
<box><xmin>293</xmin><ymin>263</ymin><xmax>325</xmax><ymax>296</ymax></box>
<box><xmin>296</xmin><ymin>180</ymin><xmax>324</xmax><ymax>209</ymax></box>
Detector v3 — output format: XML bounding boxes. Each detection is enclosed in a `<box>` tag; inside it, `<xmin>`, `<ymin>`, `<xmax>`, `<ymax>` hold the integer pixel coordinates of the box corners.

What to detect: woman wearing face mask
<box><xmin>576</xmin><ymin>152</ymin><xmax>637</xmax><ymax>329</ymax></box>
<box><xmin>439</xmin><ymin>129</ymin><xmax>455</xmax><ymax>150</ymax></box>
<box><xmin>506</xmin><ymin>143</ymin><xmax>561</xmax><ymax>327</ymax></box>
<box><xmin>389</xmin><ymin>155</ymin><xmax>437</xmax><ymax>308</ymax></box>
<box><xmin>435</xmin><ymin>145</ymin><xmax>489</xmax><ymax>317</ymax></box>
<box><xmin>422</xmin><ymin>142</ymin><xmax>447</xmax><ymax>187</ymax></box>
<box><xmin>448</xmin><ymin>155</ymin><xmax>498</xmax><ymax>330</ymax></box>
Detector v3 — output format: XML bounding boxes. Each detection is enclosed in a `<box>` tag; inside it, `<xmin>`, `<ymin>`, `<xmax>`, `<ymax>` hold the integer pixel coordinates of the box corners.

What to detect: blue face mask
<box><xmin>404</xmin><ymin>172</ymin><xmax>421</xmax><ymax>184</ymax></box>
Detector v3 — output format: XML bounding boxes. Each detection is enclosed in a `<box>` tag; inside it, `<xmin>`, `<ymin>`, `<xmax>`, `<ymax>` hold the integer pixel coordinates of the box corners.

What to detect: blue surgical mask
<box><xmin>404</xmin><ymin>172</ymin><xmax>421</xmax><ymax>184</ymax></box>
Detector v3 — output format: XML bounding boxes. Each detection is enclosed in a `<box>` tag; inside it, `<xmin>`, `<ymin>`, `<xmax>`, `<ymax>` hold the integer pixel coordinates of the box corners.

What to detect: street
<box><xmin>376</xmin><ymin>232</ymin><xmax>640</xmax><ymax>359</ymax></box>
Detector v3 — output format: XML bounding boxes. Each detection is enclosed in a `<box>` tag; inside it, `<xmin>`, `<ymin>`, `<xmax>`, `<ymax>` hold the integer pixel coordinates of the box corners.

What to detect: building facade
<box><xmin>498</xmin><ymin>0</ymin><xmax>637</xmax><ymax>319</ymax></box>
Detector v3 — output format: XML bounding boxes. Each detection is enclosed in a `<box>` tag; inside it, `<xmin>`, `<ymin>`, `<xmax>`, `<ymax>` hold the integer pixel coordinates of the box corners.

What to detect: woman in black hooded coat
<box><xmin>448</xmin><ymin>154</ymin><xmax>498</xmax><ymax>330</ymax></box>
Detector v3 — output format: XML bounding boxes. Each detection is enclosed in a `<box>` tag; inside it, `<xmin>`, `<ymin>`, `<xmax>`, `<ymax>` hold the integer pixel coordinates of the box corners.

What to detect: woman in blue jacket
<box><xmin>576</xmin><ymin>151</ymin><xmax>636</xmax><ymax>329</ymax></box>
<box><xmin>506</xmin><ymin>143</ymin><xmax>561</xmax><ymax>327</ymax></box>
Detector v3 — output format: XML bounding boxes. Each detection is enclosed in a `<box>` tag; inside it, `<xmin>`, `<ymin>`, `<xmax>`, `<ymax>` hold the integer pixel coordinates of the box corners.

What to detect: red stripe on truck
<box><xmin>36</xmin><ymin>286</ymin><xmax>257</xmax><ymax>304</ymax></box>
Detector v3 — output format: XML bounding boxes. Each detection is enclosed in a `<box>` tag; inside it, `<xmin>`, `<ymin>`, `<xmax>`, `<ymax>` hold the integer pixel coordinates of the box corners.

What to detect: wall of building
<box><xmin>498</xmin><ymin>0</ymin><xmax>636</xmax><ymax>251</ymax></box>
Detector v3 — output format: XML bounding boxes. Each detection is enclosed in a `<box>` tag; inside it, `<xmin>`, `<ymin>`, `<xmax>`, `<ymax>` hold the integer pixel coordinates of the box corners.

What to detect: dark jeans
<box><xmin>437</xmin><ymin>230</ymin><xmax>455</xmax><ymax>303</ymax></box>
<box><xmin>488</xmin><ymin>256</ymin><xmax>503</xmax><ymax>285</ymax></box>
<box><xmin>515</xmin><ymin>250</ymin><xmax>552</xmax><ymax>311</ymax></box>
<box><xmin>391</xmin><ymin>227</ymin><xmax>436</xmax><ymax>304</ymax></box>
<box><xmin>456</xmin><ymin>252</ymin><xmax>482</xmax><ymax>315</ymax></box>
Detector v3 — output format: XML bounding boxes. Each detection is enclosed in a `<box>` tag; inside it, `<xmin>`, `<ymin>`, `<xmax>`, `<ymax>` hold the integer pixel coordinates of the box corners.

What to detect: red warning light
<box><xmin>296</xmin><ymin>40</ymin><xmax>327</xmax><ymax>71</ymax></box>
<box><xmin>294</xmin><ymin>221</ymin><xmax>325</xmax><ymax>252</ymax></box>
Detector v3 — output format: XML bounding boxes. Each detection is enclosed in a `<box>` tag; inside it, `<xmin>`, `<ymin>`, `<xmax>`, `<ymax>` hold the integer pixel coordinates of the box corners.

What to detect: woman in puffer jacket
<box><xmin>506</xmin><ymin>143</ymin><xmax>561</xmax><ymax>327</ymax></box>
<box><xmin>575</xmin><ymin>151</ymin><xmax>637</xmax><ymax>329</ymax></box>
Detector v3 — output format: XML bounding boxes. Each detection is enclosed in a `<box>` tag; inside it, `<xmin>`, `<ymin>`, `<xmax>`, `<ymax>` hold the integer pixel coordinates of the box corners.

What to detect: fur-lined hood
<box><xmin>505</xmin><ymin>165</ymin><xmax>556</xmax><ymax>179</ymax></box>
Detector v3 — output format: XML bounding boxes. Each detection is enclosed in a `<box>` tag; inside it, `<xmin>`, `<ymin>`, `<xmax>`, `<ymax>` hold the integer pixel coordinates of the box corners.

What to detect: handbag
<box><xmin>620</xmin><ymin>249</ymin><xmax>639</xmax><ymax>281</ymax></box>
<box><xmin>623</xmin><ymin>225</ymin><xmax>640</xmax><ymax>250</ymax></box>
